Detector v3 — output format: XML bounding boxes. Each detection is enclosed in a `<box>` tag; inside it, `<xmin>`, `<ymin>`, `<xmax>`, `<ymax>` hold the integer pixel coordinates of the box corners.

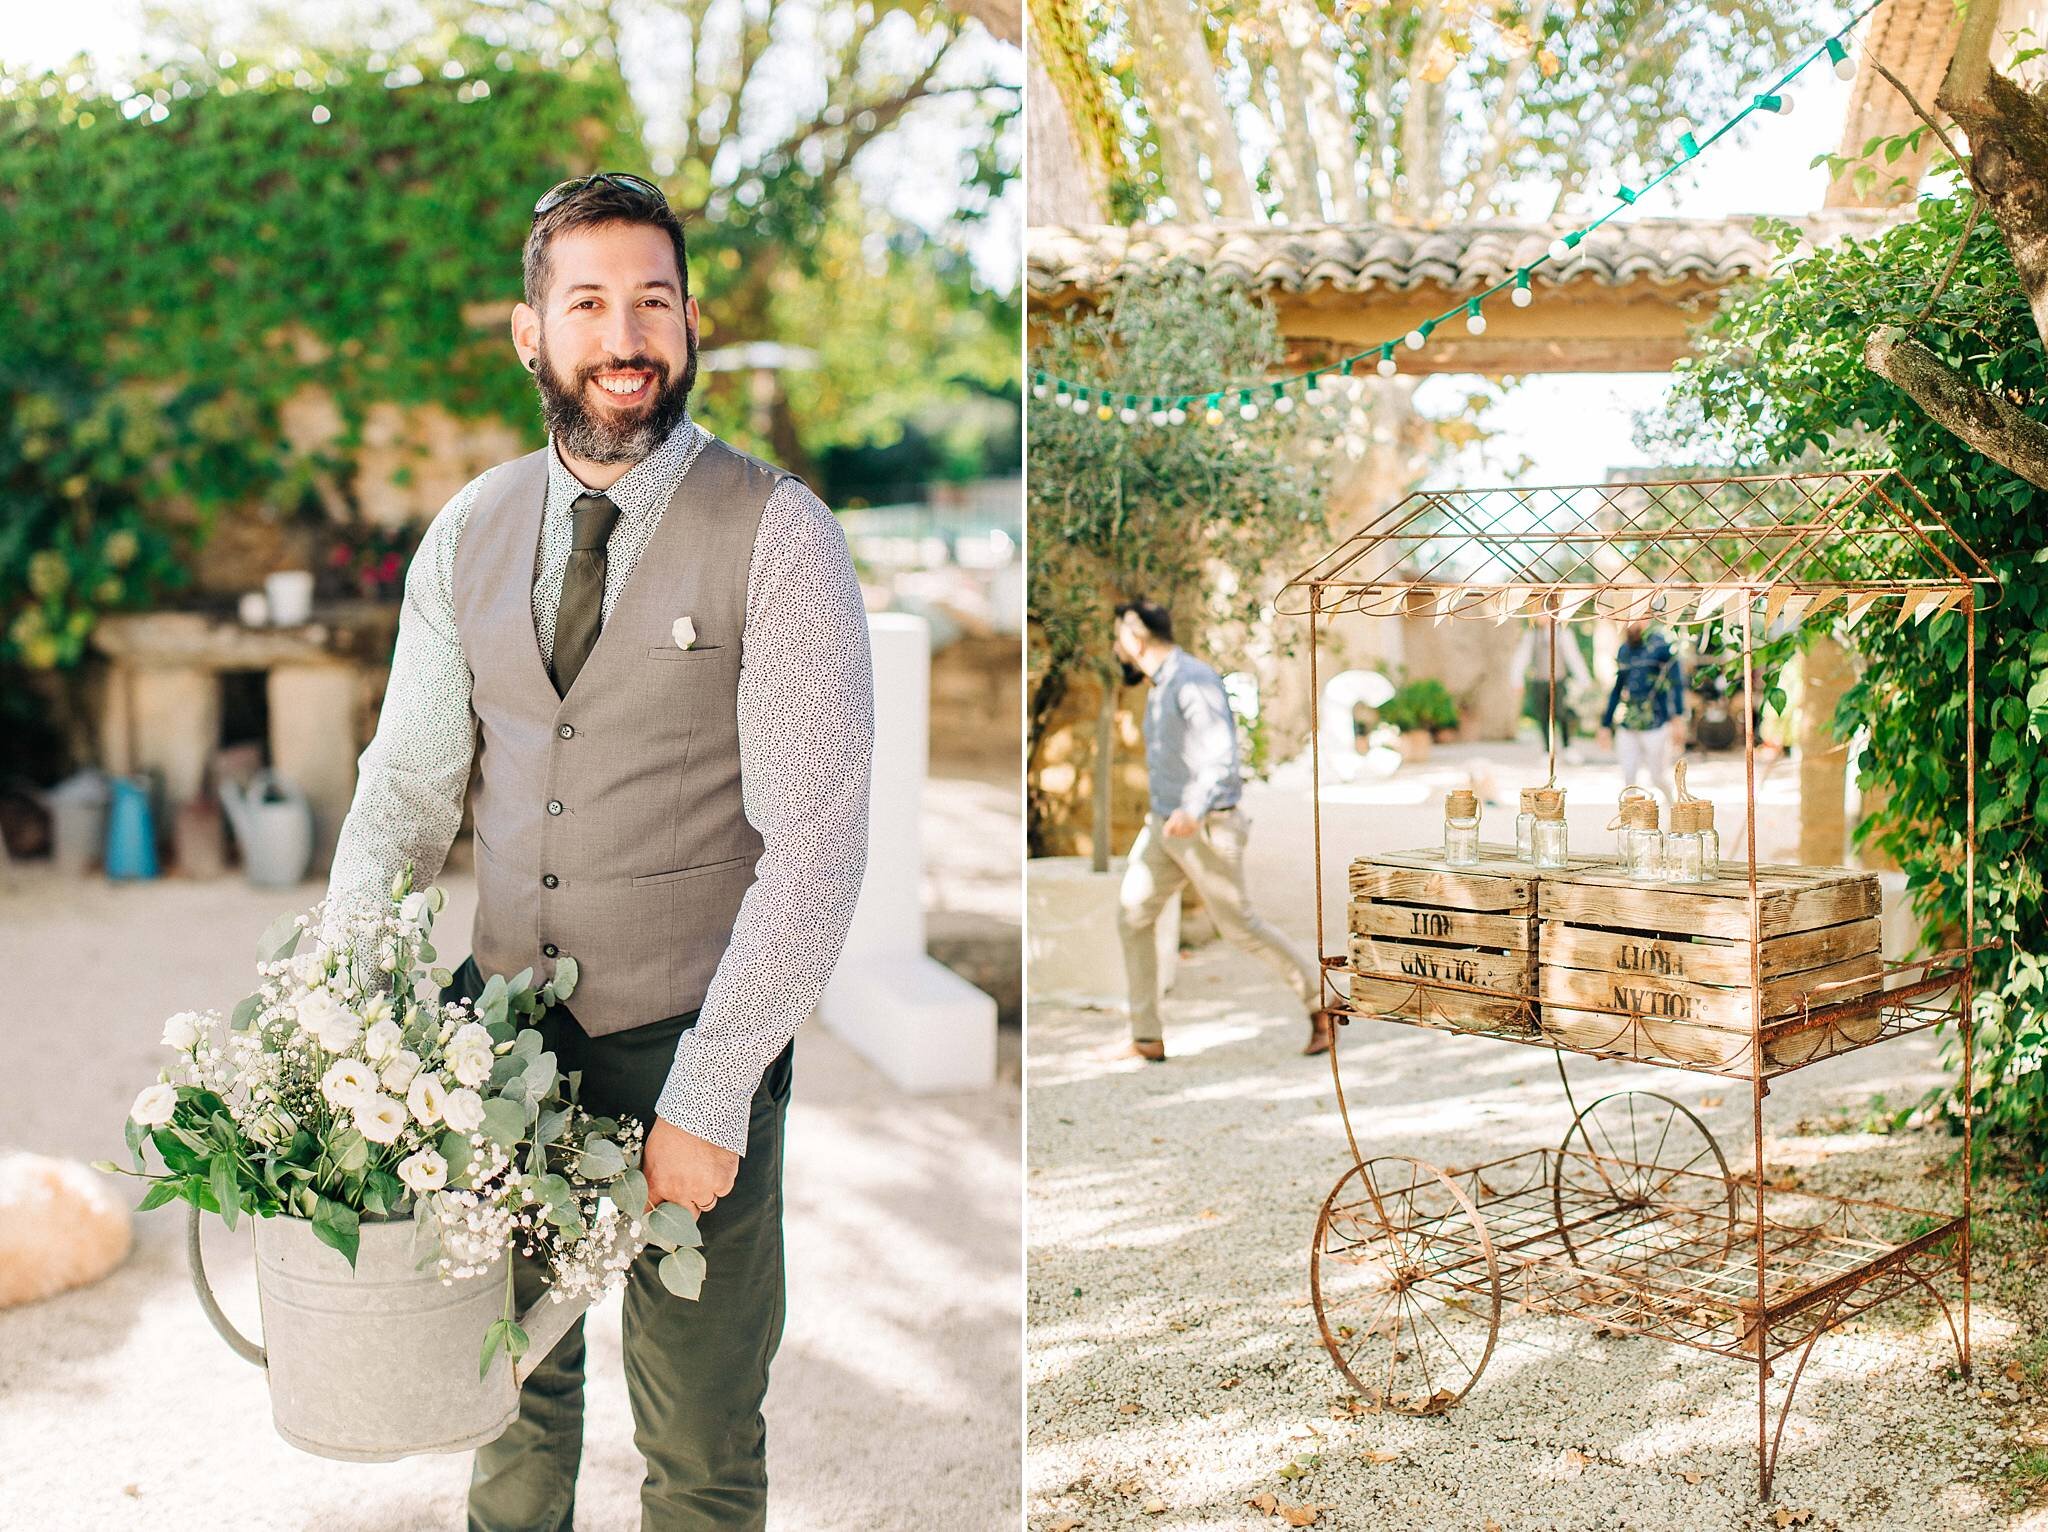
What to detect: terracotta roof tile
<box><xmin>1028</xmin><ymin>214</ymin><xmax>1900</xmax><ymax>303</ymax></box>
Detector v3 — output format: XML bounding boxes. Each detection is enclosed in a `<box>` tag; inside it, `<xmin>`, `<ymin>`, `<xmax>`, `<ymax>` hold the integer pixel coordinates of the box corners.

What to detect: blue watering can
<box><xmin>104</xmin><ymin>775</ymin><xmax>160</xmax><ymax>881</ymax></box>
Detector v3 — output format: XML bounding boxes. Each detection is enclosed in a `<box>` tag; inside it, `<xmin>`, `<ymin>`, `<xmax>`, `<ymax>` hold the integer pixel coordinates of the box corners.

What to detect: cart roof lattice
<box><xmin>1276</xmin><ymin>468</ymin><xmax>2000</xmax><ymax>621</ymax></box>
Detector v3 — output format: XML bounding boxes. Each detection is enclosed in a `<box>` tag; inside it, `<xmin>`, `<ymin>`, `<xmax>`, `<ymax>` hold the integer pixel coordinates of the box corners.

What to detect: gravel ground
<box><xmin>1027</xmin><ymin>745</ymin><xmax>2037</xmax><ymax>1532</ymax></box>
<box><xmin>0</xmin><ymin>776</ymin><xmax>1022</xmax><ymax>1531</ymax></box>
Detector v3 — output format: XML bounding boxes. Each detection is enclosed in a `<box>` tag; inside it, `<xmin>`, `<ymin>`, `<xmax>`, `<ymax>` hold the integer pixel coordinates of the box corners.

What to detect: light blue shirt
<box><xmin>1142</xmin><ymin>646</ymin><xmax>1242</xmax><ymax>820</ymax></box>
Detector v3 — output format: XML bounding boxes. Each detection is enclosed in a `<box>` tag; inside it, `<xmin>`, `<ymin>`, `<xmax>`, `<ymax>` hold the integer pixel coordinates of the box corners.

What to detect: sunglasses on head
<box><xmin>532</xmin><ymin>171</ymin><xmax>667</xmax><ymax>217</ymax></box>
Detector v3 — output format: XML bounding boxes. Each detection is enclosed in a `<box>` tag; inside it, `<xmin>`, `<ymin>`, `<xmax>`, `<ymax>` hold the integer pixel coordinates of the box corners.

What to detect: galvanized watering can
<box><xmin>187</xmin><ymin>1204</ymin><xmax>589</xmax><ymax>1461</ymax></box>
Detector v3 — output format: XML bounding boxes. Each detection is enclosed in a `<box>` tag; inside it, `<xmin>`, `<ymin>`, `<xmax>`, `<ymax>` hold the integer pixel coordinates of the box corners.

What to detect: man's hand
<box><xmin>643</xmin><ymin>1115</ymin><xmax>738</xmax><ymax>1217</ymax></box>
<box><xmin>1162</xmin><ymin>809</ymin><xmax>1200</xmax><ymax>839</ymax></box>
<box><xmin>1596</xmin><ymin>727</ymin><xmax>1613</xmax><ymax>751</ymax></box>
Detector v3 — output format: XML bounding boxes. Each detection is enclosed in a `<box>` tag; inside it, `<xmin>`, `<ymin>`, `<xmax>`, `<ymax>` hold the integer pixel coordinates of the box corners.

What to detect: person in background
<box><xmin>1512</xmin><ymin>616</ymin><xmax>1595</xmax><ymax>760</ymax></box>
<box><xmin>1598</xmin><ymin>619</ymin><xmax>1686</xmax><ymax>804</ymax></box>
<box><xmin>1109</xmin><ymin>599</ymin><xmax>1340</xmax><ymax>1061</ymax></box>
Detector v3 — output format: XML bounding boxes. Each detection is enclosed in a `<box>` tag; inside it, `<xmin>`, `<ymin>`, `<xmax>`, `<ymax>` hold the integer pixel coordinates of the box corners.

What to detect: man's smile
<box><xmin>591</xmin><ymin>369</ymin><xmax>655</xmax><ymax>403</ymax></box>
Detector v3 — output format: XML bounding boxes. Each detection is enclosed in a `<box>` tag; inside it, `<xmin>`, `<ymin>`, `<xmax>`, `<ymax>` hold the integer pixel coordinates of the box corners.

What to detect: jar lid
<box><xmin>1617</xmin><ymin>797</ymin><xmax>1660</xmax><ymax>830</ymax></box>
<box><xmin>1532</xmin><ymin>788</ymin><xmax>1565</xmax><ymax>820</ymax></box>
<box><xmin>1671</xmin><ymin>798</ymin><xmax>1715</xmax><ymax>833</ymax></box>
<box><xmin>1446</xmin><ymin>788</ymin><xmax>1478</xmax><ymax>818</ymax></box>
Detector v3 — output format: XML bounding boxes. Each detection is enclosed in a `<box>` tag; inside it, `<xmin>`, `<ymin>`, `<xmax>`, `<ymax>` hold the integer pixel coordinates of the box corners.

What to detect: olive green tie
<box><xmin>550</xmin><ymin>491</ymin><xmax>620</xmax><ymax>697</ymax></box>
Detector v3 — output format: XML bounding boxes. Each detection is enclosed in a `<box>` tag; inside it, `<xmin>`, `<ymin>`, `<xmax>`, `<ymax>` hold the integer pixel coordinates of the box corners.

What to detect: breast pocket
<box><xmin>647</xmin><ymin>645</ymin><xmax>725</xmax><ymax>662</ymax></box>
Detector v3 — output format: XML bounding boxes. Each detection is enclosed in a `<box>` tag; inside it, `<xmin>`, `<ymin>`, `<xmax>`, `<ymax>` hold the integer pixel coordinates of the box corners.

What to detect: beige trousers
<box><xmin>1116</xmin><ymin>808</ymin><xmax>1320</xmax><ymax>1043</ymax></box>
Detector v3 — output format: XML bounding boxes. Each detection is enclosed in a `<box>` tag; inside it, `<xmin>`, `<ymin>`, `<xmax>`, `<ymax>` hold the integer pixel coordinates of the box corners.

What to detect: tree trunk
<box><xmin>1026</xmin><ymin>2</ymin><xmax>1113</xmax><ymax>226</ymax></box>
<box><xmin>1092</xmin><ymin>679</ymin><xmax>1117</xmax><ymax>873</ymax></box>
<box><xmin>1938</xmin><ymin>4</ymin><xmax>2048</xmax><ymax>346</ymax></box>
<box><xmin>1864</xmin><ymin>326</ymin><xmax>2048</xmax><ymax>492</ymax></box>
<box><xmin>1143</xmin><ymin>0</ymin><xmax>1257</xmax><ymax>219</ymax></box>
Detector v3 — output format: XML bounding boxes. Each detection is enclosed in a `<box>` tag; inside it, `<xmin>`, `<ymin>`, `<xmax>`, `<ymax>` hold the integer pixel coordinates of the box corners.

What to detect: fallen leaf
<box><xmin>1363</xmin><ymin>1448</ymin><xmax>1401</xmax><ymax>1464</ymax></box>
<box><xmin>1117</xmin><ymin>1401</ymin><xmax>1142</xmax><ymax>1415</ymax></box>
<box><xmin>1199</xmin><ymin>1208</ymin><xmax>1220</xmax><ymax>1220</ymax></box>
<box><xmin>1049</xmin><ymin>1520</ymin><xmax>1084</xmax><ymax>1532</ymax></box>
<box><xmin>1277</xmin><ymin>1462</ymin><xmax>1305</xmax><ymax>1480</ymax></box>
<box><xmin>1682</xmin><ymin>1470</ymin><xmax>1703</xmax><ymax>1485</ymax></box>
<box><xmin>1279</xmin><ymin>1503</ymin><xmax>1323</xmax><ymax>1528</ymax></box>
<box><xmin>1698</xmin><ymin>1094</ymin><xmax>1724</xmax><ymax>1109</ymax></box>
<box><xmin>1168</xmin><ymin>1320</ymin><xmax>1189</xmax><ymax>1332</ymax></box>
<box><xmin>123</xmin><ymin>1487</ymin><xmax>140</xmax><ymax>1499</ymax></box>
<box><xmin>1143</xmin><ymin>1499</ymin><xmax>1167</xmax><ymax>1515</ymax></box>
<box><xmin>1220</xmin><ymin>1376</ymin><xmax>1243</xmax><ymax>1389</ymax></box>
<box><xmin>2006</xmin><ymin>1361</ymin><xmax>2027</xmax><ymax>1384</ymax></box>
<box><xmin>1112</xmin><ymin>1479</ymin><xmax>1142</xmax><ymax>1496</ymax></box>
<box><xmin>1771</xmin><ymin>1509</ymin><xmax>1815</xmax><ymax>1527</ymax></box>
<box><xmin>1248</xmin><ymin>1493</ymin><xmax>1281</xmax><ymax>1514</ymax></box>
<box><xmin>1484</xmin><ymin>1521</ymin><xmax>1503</xmax><ymax>1532</ymax></box>
<box><xmin>1562</xmin><ymin>1448</ymin><xmax>1592</xmax><ymax>1472</ymax></box>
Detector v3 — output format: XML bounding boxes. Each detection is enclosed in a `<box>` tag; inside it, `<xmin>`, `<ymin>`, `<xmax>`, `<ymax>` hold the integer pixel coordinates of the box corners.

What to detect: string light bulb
<box><xmin>1119</xmin><ymin>405</ymin><xmax>1137</xmax><ymax>424</ymax></box>
<box><xmin>1168</xmin><ymin>405</ymin><xmax>1187</xmax><ymax>425</ymax></box>
<box><xmin>1204</xmin><ymin>404</ymin><xmax>1224</xmax><ymax>427</ymax></box>
<box><xmin>1032</xmin><ymin>379</ymin><xmax>1047</xmax><ymax>400</ymax></box>
<box><xmin>1096</xmin><ymin>402</ymin><xmax>1114</xmax><ymax>421</ymax></box>
<box><xmin>1404</xmin><ymin>320</ymin><xmax>1434</xmax><ymax>351</ymax></box>
<box><xmin>1376</xmin><ymin>347</ymin><xmax>1397</xmax><ymax>378</ymax></box>
<box><xmin>1757</xmin><ymin>92</ymin><xmax>1790</xmax><ymax>114</ymax></box>
<box><xmin>1465</xmin><ymin>299</ymin><xmax>1486</xmax><ymax>335</ymax></box>
<box><xmin>1072</xmin><ymin>395</ymin><xmax>1090</xmax><ymax>415</ymax></box>
<box><xmin>1511</xmin><ymin>269</ymin><xmax>1533</xmax><ymax>307</ymax></box>
<box><xmin>1303</xmin><ymin>376</ymin><xmax>1325</xmax><ymax>405</ymax></box>
<box><xmin>1826</xmin><ymin>38</ymin><xmax>1855</xmax><ymax>80</ymax></box>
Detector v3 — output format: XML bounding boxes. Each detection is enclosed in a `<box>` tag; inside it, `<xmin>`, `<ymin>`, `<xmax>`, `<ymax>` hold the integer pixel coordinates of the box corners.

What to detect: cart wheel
<box><xmin>1310</xmin><ymin>1155</ymin><xmax>1500</xmax><ymax>1415</ymax></box>
<box><xmin>1551</xmin><ymin>1091</ymin><xmax>1737</xmax><ymax>1266</ymax></box>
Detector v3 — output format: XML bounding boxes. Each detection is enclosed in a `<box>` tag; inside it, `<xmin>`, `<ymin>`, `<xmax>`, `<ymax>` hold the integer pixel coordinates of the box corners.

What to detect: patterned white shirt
<box><xmin>325</xmin><ymin>411</ymin><xmax>874</xmax><ymax>1155</ymax></box>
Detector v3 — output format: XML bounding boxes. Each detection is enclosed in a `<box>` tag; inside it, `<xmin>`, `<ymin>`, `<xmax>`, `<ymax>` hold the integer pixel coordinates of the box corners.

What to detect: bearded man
<box><xmin>324</xmin><ymin>171</ymin><xmax>873</xmax><ymax>1531</ymax></box>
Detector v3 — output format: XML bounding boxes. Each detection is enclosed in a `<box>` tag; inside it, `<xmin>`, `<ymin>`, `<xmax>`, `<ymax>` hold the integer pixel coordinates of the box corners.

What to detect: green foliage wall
<box><xmin>1656</xmin><ymin>193</ymin><xmax>2048</xmax><ymax>1174</ymax></box>
<box><xmin>0</xmin><ymin>50</ymin><xmax>639</xmax><ymax>694</ymax></box>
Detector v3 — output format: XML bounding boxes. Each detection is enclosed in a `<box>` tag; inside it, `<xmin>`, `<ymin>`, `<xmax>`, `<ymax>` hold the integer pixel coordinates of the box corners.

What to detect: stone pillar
<box><xmin>268</xmin><ymin>664</ymin><xmax>359</xmax><ymax>874</ymax></box>
<box><xmin>821</xmin><ymin>614</ymin><xmax>998</xmax><ymax>1092</ymax></box>
<box><xmin>1798</xmin><ymin>636</ymin><xmax>1854</xmax><ymax>866</ymax></box>
<box><xmin>101</xmin><ymin>664</ymin><xmax>219</xmax><ymax>805</ymax></box>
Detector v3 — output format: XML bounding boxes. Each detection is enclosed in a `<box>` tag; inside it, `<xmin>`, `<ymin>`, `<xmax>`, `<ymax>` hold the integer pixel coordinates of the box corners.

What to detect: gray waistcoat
<box><xmin>451</xmin><ymin>439</ymin><xmax>785</xmax><ymax>1035</ymax></box>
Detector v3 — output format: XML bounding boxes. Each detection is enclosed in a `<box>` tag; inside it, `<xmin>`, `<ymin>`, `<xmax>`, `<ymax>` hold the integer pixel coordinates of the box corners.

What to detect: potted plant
<box><xmin>1378</xmin><ymin>677</ymin><xmax>1461</xmax><ymax>761</ymax></box>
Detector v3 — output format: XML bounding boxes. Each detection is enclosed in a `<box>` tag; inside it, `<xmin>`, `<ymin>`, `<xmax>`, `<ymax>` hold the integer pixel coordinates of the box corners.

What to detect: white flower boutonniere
<box><xmin>671</xmin><ymin>615</ymin><xmax>696</xmax><ymax>650</ymax></box>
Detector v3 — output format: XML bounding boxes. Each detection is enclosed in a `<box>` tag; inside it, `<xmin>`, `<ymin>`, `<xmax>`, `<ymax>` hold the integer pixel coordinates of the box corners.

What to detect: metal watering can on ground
<box><xmin>187</xmin><ymin>1206</ymin><xmax>592</xmax><ymax>1461</ymax></box>
<box><xmin>217</xmin><ymin>770</ymin><xmax>314</xmax><ymax>887</ymax></box>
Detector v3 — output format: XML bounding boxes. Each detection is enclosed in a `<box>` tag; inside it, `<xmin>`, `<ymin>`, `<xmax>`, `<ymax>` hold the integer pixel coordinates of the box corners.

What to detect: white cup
<box><xmin>265</xmin><ymin>570</ymin><xmax>314</xmax><ymax>626</ymax></box>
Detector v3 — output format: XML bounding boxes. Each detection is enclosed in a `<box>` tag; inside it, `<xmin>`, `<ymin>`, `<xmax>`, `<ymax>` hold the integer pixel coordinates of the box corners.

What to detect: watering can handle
<box><xmin>187</xmin><ymin>1203</ymin><xmax>266</xmax><ymax>1368</ymax></box>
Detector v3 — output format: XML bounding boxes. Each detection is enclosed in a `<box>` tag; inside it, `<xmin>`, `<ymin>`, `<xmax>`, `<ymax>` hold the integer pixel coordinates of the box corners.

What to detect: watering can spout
<box><xmin>514</xmin><ymin>1290</ymin><xmax>597</xmax><ymax>1385</ymax></box>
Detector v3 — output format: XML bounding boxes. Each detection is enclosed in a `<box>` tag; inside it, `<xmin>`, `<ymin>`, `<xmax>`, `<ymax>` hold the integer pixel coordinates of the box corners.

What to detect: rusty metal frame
<box><xmin>1291</xmin><ymin>470</ymin><xmax>1996</xmax><ymax>1500</ymax></box>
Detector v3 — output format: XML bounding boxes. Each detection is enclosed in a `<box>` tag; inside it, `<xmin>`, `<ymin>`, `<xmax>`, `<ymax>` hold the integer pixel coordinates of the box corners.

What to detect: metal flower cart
<box><xmin>1274</xmin><ymin>471</ymin><xmax>2000</xmax><ymax>1497</ymax></box>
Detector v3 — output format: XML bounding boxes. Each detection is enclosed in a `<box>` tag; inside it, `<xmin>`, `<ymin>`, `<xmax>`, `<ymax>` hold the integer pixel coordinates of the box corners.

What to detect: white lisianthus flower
<box><xmin>380</xmin><ymin>1049</ymin><xmax>423</xmax><ymax>1093</ymax></box>
<box><xmin>363</xmin><ymin>1019</ymin><xmax>404</xmax><ymax>1063</ymax></box>
<box><xmin>320</xmin><ymin>1059</ymin><xmax>375</xmax><ymax>1109</ymax></box>
<box><xmin>449</xmin><ymin>1048</ymin><xmax>493</xmax><ymax>1089</ymax></box>
<box><xmin>160</xmin><ymin>1011</ymin><xmax>202</xmax><ymax>1051</ymax></box>
<box><xmin>440</xmin><ymin>1087</ymin><xmax>485</xmax><ymax>1133</ymax></box>
<box><xmin>399</xmin><ymin>891</ymin><xmax>430</xmax><ymax>929</ymax></box>
<box><xmin>407</xmin><ymin>1071</ymin><xmax>448</xmax><ymax>1127</ymax></box>
<box><xmin>451</xmin><ymin>1022</ymin><xmax>492</xmax><ymax>1053</ymax></box>
<box><xmin>130</xmin><ymin>1082</ymin><xmax>178</xmax><ymax>1127</ymax></box>
<box><xmin>397</xmin><ymin>1147</ymin><xmax>447</xmax><ymax>1194</ymax></box>
<box><xmin>296</xmin><ymin>991</ymin><xmax>364</xmax><ymax>1055</ymax></box>
<box><xmin>353</xmin><ymin>1094</ymin><xmax>408</xmax><ymax>1144</ymax></box>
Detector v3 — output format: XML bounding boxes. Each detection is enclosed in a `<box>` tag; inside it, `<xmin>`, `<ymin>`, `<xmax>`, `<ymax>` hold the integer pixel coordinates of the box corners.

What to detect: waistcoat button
<box><xmin>542</xmin><ymin>873</ymin><xmax>559</xmax><ymax>889</ymax></box>
<box><xmin>547</xmin><ymin>799</ymin><xmax>563</xmax><ymax>815</ymax></box>
<box><xmin>558</xmin><ymin>723</ymin><xmax>574</xmax><ymax>739</ymax></box>
<box><xmin>542</xmin><ymin>942</ymin><xmax>559</xmax><ymax>959</ymax></box>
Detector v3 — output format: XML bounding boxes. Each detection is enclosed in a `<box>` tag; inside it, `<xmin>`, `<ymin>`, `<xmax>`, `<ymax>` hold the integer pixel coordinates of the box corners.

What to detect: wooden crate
<box><xmin>1537</xmin><ymin>863</ymin><xmax>1885</xmax><ymax>1068</ymax></box>
<box><xmin>1347</xmin><ymin>845</ymin><xmax>1565</xmax><ymax>1034</ymax></box>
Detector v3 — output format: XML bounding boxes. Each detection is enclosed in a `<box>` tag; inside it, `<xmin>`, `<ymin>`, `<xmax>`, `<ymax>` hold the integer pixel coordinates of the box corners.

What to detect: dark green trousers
<box><xmin>442</xmin><ymin>956</ymin><xmax>792</xmax><ymax>1532</ymax></box>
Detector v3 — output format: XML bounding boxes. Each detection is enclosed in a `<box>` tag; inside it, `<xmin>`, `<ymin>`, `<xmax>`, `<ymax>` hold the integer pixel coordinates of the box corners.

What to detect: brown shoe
<box><xmin>1123</xmin><ymin>1039</ymin><xmax>1167</xmax><ymax>1062</ymax></box>
<box><xmin>1303</xmin><ymin>1008</ymin><xmax>1341</xmax><ymax>1056</ymax></box>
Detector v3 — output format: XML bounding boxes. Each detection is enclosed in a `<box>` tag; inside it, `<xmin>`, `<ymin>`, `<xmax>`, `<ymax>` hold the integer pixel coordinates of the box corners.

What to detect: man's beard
<box><xmin>533</xmin><ymin>334</ymin><xmax>697</xmax><ymax>465</ymax></box>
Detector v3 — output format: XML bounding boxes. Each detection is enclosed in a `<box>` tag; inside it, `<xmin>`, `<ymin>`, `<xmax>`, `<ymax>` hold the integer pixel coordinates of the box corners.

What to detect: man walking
<box><xmin>1110</xmin><ymin>599</ymin><xmax>1337</xmax><ymax>1061</ymax></box>
<box><xmin>324</xmin><ymin>172</ymin><xmax>873</xmax><ymax>1530</ymax></box>
<box><xmin>1598</xmin><ymin>618</ymin><xmax>1685</xmax><ymax>804</ymax></box>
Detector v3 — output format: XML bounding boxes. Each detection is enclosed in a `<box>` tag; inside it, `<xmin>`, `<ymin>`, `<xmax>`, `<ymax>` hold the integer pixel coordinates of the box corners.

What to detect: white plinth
<box><xmin>822</xmin><ymin>954</ymin><xmax>999</xmax><ymax>1093</ymax></box>
<box><xmin>819</xmin><ymin>613</ymin><xmax>998</xmax><ymax>1092</ymax></box>
<box><xmin>1025</xmin><ymin>854</ymin><xmax>1179</xmax><ymax>1009</ymax></box>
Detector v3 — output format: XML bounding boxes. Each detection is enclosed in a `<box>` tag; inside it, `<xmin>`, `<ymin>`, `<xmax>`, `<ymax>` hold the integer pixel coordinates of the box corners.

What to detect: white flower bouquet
<box><xmin>99</xmin><ymin>867</ymin><xmax>708</xmax><ymax>1376</ymax></box>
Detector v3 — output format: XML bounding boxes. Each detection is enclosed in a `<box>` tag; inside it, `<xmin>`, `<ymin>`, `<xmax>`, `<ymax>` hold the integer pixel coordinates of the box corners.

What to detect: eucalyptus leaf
<box><xmin>310</xmin><ymin>1197</ymin><xmax>361</xmax><ymax>1268</ymax></box>
<box><xmin>230</xmin><ymin>992</ymin><xmax>263</xmax><ymax>1031</ymax></box>
<box><xmin>535</xmin><ymin>1172</ymin><xmax>573</xmax><ymax>1208</ymax></box>
<box><xmin>123</xmin><ymin>1117</ymin><xmax>146</xmax><ymax>1172</ymax></box>
<box><xmin>580</xmin><ymin>1137</ymin><xmax>624</xmax><ymax>1181</ymax></box>
<box><xmin>656</xmin><ymin>1247</ymin><xmax>707</xmax><ymax>1300</ymax></box>
<box><xmin>209</xmin><ymin>1156</ymin><xmax>239</xmax><ymax>1231</ymax></box>
<box><xmin>551</xmin><ymin>954</ymin><xmax>579</xmax><ymax>1000</ymax></box>
<box><xmin>479</xmin><ymin>1097</ymin><xmax>525</xmax><ymax>1148</ymax></box>
<box><xmin>646</xmin><ymin>1201</ymin><xmax>702</xmax><ymax>1251</ymax></box>
<box><xmin>534</xmin><ymin>1107</ymin><xmax>571</xmax><ymax>1147</ymax></box>
<box><xmin>257</xmin><ymin>910</ymin><xmax>304</xmax><ymax>964</ymax></box>
<box><xmin>611</xmin><ymin>1169</ymin><xmax>649</xmax><ymax>1217</ymax></box>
